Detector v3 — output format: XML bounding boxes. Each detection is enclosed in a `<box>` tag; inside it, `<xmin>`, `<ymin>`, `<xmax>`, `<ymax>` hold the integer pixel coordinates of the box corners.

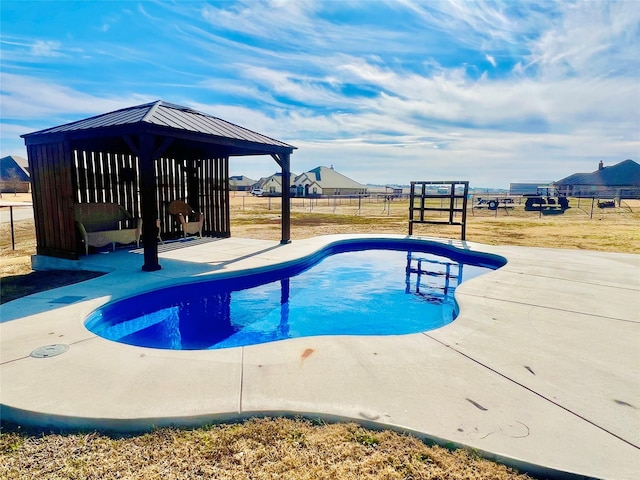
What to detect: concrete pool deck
<box><xmin>1</xmin><ymin>234</ymin><xmax>638</xmax><ymax>479</ymax></box>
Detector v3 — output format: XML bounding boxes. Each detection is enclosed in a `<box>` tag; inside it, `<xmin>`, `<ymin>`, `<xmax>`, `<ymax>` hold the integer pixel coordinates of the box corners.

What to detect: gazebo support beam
<box><xmin>139</xmin><ymin>133</ymin><xmax>162</xmax><ymax>271</ymax></box>
<box><xmin>273</xmin><ymin>153</ymin><xmax>291</xmax><ymax>244</ymax></box>
<box><xmin>126</xmin><ymin>133</ymin><xmax>174</xmax><ymax>271</ymax></box>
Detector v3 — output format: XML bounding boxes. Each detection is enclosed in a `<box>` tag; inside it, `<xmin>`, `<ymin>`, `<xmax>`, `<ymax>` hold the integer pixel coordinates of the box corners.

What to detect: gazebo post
<box><xmin>279</xmin><ymin>153</ymin><xmax>291</xmax><ymax>244</ymax></box>
<box><xmin>139</xmin><ymin>133</ymin><xmax>161</xmax><ymax>271</ymax></box>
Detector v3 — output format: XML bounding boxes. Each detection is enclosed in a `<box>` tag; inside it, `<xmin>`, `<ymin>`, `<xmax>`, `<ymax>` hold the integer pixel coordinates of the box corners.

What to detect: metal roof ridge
<box><xmin>21</xmin><ymin>101</ymin><xmax>159</xmax><ymax>137</ymax></box>
<box><xmin>143</xmin><ymin>101</ymin><xmax>295</xmax><ymax>146</ymax></box>
<box><xmin>197</xmin><ymin>110</ymin><xmax>297</xmax><ymax>149</ymax></box>
<box><xmin>141</xmin><ymin>100</ymin><xmax>163</xmax><ymax>123</ymax></box>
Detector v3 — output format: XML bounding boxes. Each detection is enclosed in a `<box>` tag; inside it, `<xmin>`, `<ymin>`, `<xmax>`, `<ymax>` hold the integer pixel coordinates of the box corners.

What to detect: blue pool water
<box><xmin>85</xmin><ymin>239</ymin><xmax>505</xmax><ymax>350</ymax></box>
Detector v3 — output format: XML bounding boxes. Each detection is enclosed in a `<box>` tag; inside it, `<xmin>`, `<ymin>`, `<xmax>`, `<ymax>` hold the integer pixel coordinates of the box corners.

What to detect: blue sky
<box><xmin>1</xmin><ymin>0</ymin><xmax>638</xmax><ymax>188</ymax></box>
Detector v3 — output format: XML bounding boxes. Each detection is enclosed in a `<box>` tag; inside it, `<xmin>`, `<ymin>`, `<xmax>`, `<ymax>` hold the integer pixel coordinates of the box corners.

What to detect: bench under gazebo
<box><xmin>22</xmin><ymin>100</ymin><xmax>296</xmax><ymax>271</ymax></box>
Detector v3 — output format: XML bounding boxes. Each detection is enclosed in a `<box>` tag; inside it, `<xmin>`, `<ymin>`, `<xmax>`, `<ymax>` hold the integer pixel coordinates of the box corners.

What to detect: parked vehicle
<box><xmin>523</xmin><ymin>185</ymin><xmax>569</xmax><ymax>211</ymax></box>
<box><xmin>250</xmin><ymin>188</ymin><xmax>264</xmax><ymax>196</ymax></box>
<box><xmin>475</xmin><ymin>197</ymin><xmax>514</xmax><ymax>210</ymax></box>
<box><xmin>598</xmin><ymin>199</ymin><xmax>616</xmax><ymax>208</ymax></box>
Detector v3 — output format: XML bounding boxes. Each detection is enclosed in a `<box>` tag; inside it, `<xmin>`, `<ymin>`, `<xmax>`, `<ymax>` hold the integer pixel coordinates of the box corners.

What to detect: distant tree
<box><xmin>6</xmin><ymin>168</ymin><xmax>22</xmax><ymax>196</ymax></box>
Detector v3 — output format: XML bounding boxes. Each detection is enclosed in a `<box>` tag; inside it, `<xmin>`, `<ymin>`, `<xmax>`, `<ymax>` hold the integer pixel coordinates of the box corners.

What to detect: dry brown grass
<box><xmin>229</xmin><ymin>194</ymin><xmax>640</xmax><ymax>253</ymax></box>
<box><xmin>1</xmin><ymin>418</ymin><xmax>531</xmax><ymax>480</ymax></box>
<box><xmin>2</xmin><ymin>193</ymin><xmax>638</xmax><ymax>479</ymax></box>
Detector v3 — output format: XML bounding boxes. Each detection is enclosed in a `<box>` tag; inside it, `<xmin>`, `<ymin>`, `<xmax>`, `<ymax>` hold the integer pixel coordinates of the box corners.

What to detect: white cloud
<box><xmin>0</xmin><ymin>0</ymin><xmax>637</xmax><ymax>187</ymax></box>
<box><xmin>0</xmin><ymin>122</ymin><xmax>31</xmax><ymax>157</ymax></box>
<box><xmin>30</xmin><ymin>40</ymin><xmax>62</xmax><ymax>57</ymax></box>
<box><xmin>523</xmin><ymin>1</ymin><xmax>640</xmax><ymax>79</ymax></box>
<box><xmin>0</xmin><ymin>73</ymin><xmax>151</xmax><ymax>120</ymax></box>
<box><xmin>200</xmin><ymin>0</ymin><xmax>320</xmax><ymax>42</ymax></box>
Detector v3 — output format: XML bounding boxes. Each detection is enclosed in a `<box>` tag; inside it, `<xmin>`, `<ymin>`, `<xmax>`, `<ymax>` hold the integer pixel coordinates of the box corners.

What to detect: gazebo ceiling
<box><xmin>22</xmin><ymin>100</ymin><xmax>296</xmax><ymax>157</ymax></box>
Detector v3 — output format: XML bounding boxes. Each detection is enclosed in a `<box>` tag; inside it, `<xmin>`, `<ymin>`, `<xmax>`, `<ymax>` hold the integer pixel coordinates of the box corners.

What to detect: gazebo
<box><xmin>21</xmin><ymin>100</ymin><xmax>296</xmax><ymax>271</ymax></box>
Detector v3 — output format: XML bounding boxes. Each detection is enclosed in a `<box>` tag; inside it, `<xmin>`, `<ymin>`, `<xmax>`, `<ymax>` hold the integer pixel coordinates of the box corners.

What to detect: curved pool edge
<box><xmin>82</xmin><ymin>235</ymin><xmax>507</xmax><ymax>350</ymax></box>
<box><xmin>90</xmin><ymin>234</ymin><xmax>508</xmax><ymax>306</ymax></box>
<box><xmin>1</xmin><ymin>235</ymin><xmax>638</xmax><ymax>480</ymax></box>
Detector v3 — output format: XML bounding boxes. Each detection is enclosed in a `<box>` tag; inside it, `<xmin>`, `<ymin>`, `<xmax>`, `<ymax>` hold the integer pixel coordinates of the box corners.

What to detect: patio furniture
<box><xmin>156</xmin><ymin>219</ymin><xmax>164</xmax><ymax>244</ymax></box>
<box><xmin>74</xmin><ymin>203</ymin><xmax>142</xmax><ymax>255</ymax></box>
<box><xmin>169</xmin><ymin>200</ymin><xmax>204</xmax><ymax>238</ymax></box>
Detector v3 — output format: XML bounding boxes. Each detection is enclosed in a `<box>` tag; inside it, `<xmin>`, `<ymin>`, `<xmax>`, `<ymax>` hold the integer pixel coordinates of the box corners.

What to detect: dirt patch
<box><xmin>229</xmin><ymin>196</ymin><xmax>640</xmax><ymax>253</ymax></box>
<box><xmin>0</xmin><ymin>199</ymin><xmax>106</xmax><ymax>300</ymax></box>
<box><xmin>0</xmin><ymin>270</ymin><xmax>104</xmax><ymax>304</ymax></box>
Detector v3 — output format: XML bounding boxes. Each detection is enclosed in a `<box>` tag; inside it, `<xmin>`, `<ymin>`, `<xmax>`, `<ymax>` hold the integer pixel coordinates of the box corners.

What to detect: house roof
<box><xmin>255</xmin><ymin>172</ymin><xmax>297</xmax><ymax>188</ymax></box>
<box><xmin>0</xmin><ymin>155</ymin><xmax>30</xmax><ymax>181</ymax></box>
<box><xmin>21</xmin><ymin>100</ymin><xmax>296</xmax><ymax>156</ymax></box>
<box><xmin>229</xmin><ymin>175</ymin><xmax>256</xmax><ymax>187</ymax></box>
<box><xmin>295</xmin><ymin>166</ymin><xmax>365</xmax><ymax>189</ymax></box>
<box><xmin>555</xmin><ymin>159</ymin><xmax>640</xmax><ymax>186</ymax></box>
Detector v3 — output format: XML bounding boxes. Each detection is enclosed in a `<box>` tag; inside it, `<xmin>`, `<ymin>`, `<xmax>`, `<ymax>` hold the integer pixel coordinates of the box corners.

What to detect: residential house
<box><xmin>253</xmin><ymin>172</ymin><xmax>296</xmax><ymax>196</ymax></box>
<box><xmin>229</xmin><ymin>175</ymin><xmax>255</xmax><ymax>192</ymax></box>
<box><xmin>293</xmin><ymin>165</ymin><xmax>367</xmax><ymax>197</ymax></box>
<box><xmin>554</xmin><ymin>159</ymin><xmax>640</xmax><ymax>199</ymax></box>
<box><xmin>0</xmin><ymin>155</ymin><xmax>31</xmax><ymax>193</ymax></box>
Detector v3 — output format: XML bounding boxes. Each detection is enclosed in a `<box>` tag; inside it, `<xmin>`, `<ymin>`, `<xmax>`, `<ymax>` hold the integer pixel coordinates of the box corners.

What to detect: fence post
<box><xmin>9</xmin><ymin>206</ymin><xmax>15</xmax><ymax>250</ymax></box>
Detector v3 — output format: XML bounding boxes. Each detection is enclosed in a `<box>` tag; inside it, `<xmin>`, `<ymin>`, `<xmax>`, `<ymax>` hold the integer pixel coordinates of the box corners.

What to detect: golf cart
<box><xmin>523</xmin><ymin>185</ymin><xmax>569</xmax><ymax>212</ymax></box>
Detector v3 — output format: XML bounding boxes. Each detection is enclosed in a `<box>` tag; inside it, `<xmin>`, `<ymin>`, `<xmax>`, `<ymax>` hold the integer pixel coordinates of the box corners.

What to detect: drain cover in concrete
<box><xmin>30</xmin><ymin>344</ymin><xmax>69</xmax><ymax>358</ymax></box>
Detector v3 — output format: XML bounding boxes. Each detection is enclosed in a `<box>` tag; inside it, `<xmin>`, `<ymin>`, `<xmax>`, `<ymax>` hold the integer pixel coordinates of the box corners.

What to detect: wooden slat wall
<box><xmin>155</xmin><ymin>157</ymin><xmax>170</xmax><ymax>236</ymax></box>
<box><xmin>214</xmin><ymin>158</ymin><xmax>220</xmax><ymax>232</ymax></box>
<box><xmin>196</xmin><ymin>156</ymin><xmax>229</xmax><ymax>237</ymax></box>
<box><xmin>28</xmin><ymin>142</ymin><xmax>77</xmax><ymax>259</ymax></box>
<box><xmin>60</xmin><ymin>142</ymin><xmax>76</xmax><ymax>253</ymax></box>
<box><xmin>108</xmin><ymin>152</ymin><xmax>118</xmax><ymax>204</ymax></box>
<box><xmin>28</xmin><ymin>145</ymin><xmax>44</xmax><ymax>254</ymax></box>
<box><xmin>151</xmin><ymin>155</ymin><xmax>230</xmax><ymax>239</ymax></box>
<box><xmin>222</xmin><ymin>156</ymin><xmax>230</xmax><ymax>234</ymax></box>
<box><xmin>158</xmin><ymin>157</ymin><xmax>174</xmax><ymax>237</ymax></box>
<box><xmin>200</xmin><ymin>158</ymin><xmax>213</xmax><ymax>233</ymax></box>
<box><xmin>32</xmin><ymin>145</ymin><xmax>232</xmax><ymax>259</ymax></box>
<box><xmin>73</xmin><ymin>150</ymin><xmax>141</xmax><ymax>217</ymax></box>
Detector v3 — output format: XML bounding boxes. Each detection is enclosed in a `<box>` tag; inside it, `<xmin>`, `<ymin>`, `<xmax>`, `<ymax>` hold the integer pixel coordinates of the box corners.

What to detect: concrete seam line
<box><xmin>238</xmin><ymin>346</ymin><xmax>244</xmax><ymax>414</ymax></box>
<box><xmin>500</xmin><ymin>269</ymin><xmax>640</xmax><ymax>291</ymax></box>
<box><xmin>457</xmin><ymin>293</ymin><xmax>639</xmax><ymax>324</ymax></box>
<box><xmin>0</xmin><ymin>336</ymin><xmax>97</xmax><ymax>366</ymax></box>
<box><xmin>423</xmin><ymin>332</ymin><xmax>640</xmax><ymax>450</ymax></box>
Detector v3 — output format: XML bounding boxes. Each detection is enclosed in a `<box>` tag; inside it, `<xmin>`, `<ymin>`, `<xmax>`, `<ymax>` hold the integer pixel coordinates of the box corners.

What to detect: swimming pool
<box><xmin>85</xmin><ymin>239</ymin><xmax>505</xmax><ymax>350</ymax></box>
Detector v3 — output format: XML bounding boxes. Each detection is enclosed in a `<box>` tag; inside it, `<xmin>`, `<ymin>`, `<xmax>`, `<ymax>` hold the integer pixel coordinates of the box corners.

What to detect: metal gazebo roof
<box><xmin>22</xmin><ymin>100</ymin><xmax>296</xmax><ymax>155</ymax></box>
